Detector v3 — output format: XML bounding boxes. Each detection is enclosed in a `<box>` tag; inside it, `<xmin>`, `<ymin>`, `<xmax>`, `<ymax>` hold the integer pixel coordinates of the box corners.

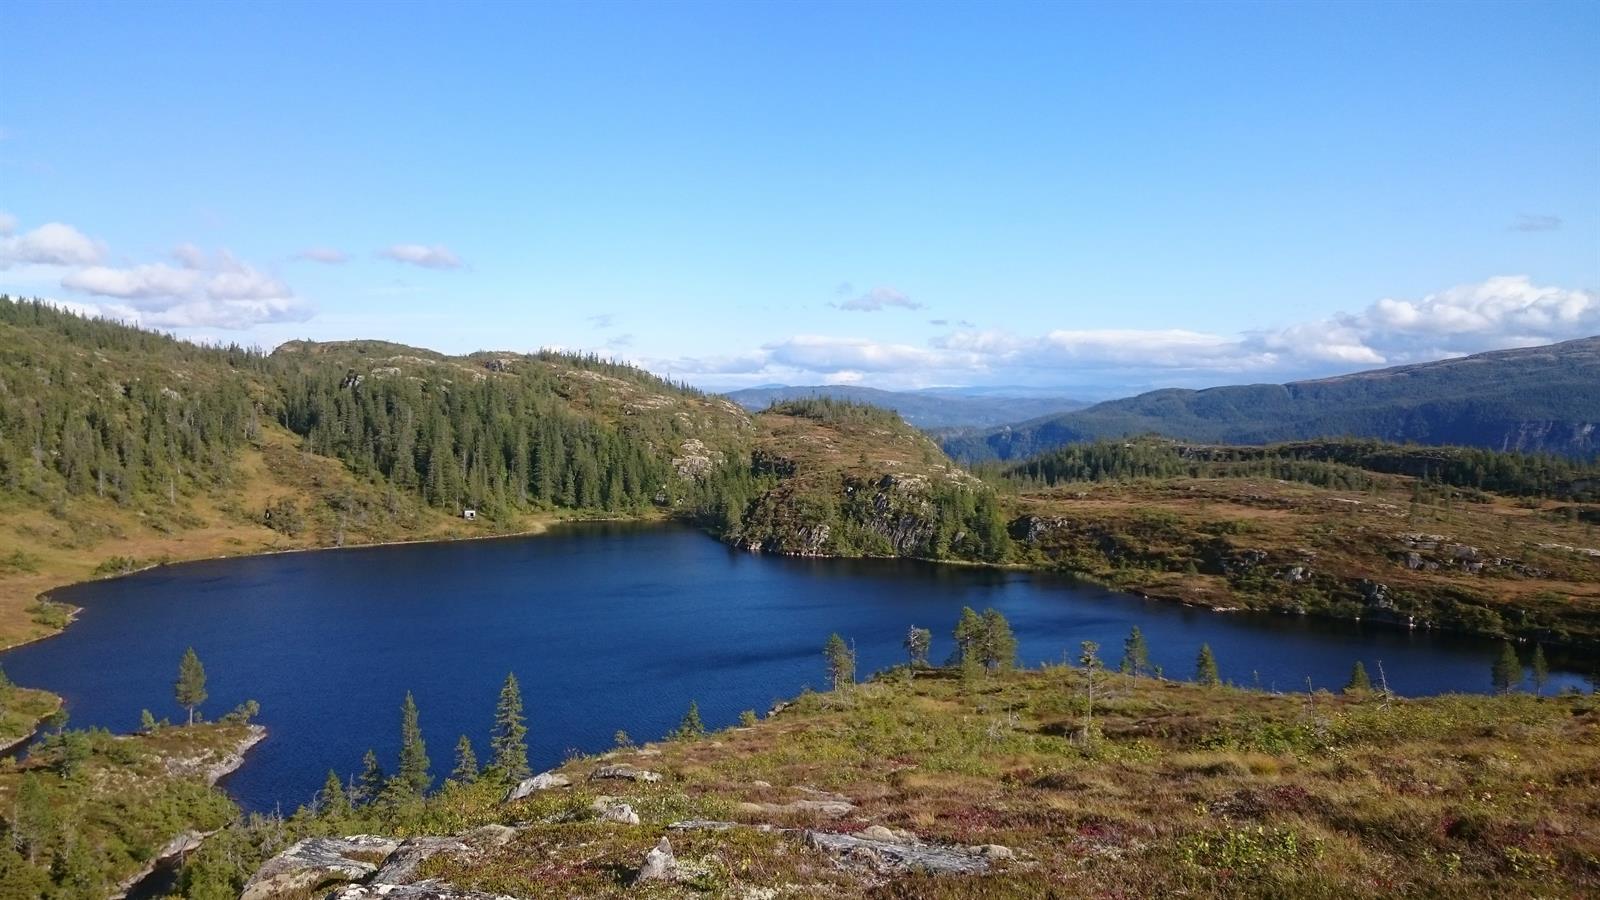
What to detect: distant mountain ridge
<box><xmin>723</xmin><ymin>384</ymin><xmax>1087</xmax><ymax>429</ymax></box>
<box><xmin>941</xmin><ymin>336</ymin><xmax>1600</xmax><ymax>462</ymax></box>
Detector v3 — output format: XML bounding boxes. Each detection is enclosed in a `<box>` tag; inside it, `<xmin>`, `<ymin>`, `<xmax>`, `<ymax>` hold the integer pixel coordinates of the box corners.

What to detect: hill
<box><xmin>724</xmin><ymin>384</ymin><xmax>1087</xmax><ymax>429</ymax></box>
<box><xmin>0</xmin><ymin>297</ymin><xmax>1006</xmax><ymax>652</ymax></box>
<box><xmin>942</xmin><ymin>337</ymin><xmax>1600</xmax><ymax>462</ymax></box>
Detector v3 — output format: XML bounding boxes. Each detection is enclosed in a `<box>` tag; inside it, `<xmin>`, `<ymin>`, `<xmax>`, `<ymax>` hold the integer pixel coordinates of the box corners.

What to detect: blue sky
<box><xmin>1</xmin><ymin>0</ymin><xmax>1595</xmax><ymax>396</ymax></box>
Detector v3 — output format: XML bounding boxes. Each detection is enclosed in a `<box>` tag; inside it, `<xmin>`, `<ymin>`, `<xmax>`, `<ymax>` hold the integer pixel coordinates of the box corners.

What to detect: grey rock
<box><xmin>240</xmin><ymin>835</ymin><xmax>400</xmax><ymax>900</ymax></box>
<box><xmin>372</xmin><ymin>836</ymin><xmax>471</xmax><ymax>886</ymax></box>
<box><xmin>633</xmin><ymin>837</ymin><xmax>679</xmax><ymax>884</ymax></box>
<box><xmin>589</xmin><ymin>763</ymin><xmax>662</xmax><ymax>783</ymax></box>
<box><xmin>505</xmin><ymin>771</ymin><xmax>570</xmax><ymax>800</ymax></box>
<box><xmin>328</xmin><ymin>884</ymin><xmax>516</xmax><ymax>900</ymax></box>
<box><xmin>737</xmin><ymin>798</ymin><xmax>856</xmax><ymax>817</ymax></box>
<box><xmin>804</xmin><ymin>830</ymin><xmax>991</xmax><ymax>875</ymax></box>
<box><xmin>598</xmin><ymin>802</ymin><xmax>641</xmax><ymax>825</ymax></box>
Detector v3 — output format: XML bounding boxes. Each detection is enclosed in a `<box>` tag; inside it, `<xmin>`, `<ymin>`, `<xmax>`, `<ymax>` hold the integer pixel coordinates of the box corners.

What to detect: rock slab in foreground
<box><xmin>239</xmin><ymin>835</ymin><xmax>400</xmax><ymax>900</ymax></box>
<box><xmin>504</xmin><ymin>770</ymin><xmax>570</xmax><ymax>801</ymax></box>
<box><xmin>804</xmin><ymin>830</ymin><xmax>998</xmax><ymax>876</ymax></box>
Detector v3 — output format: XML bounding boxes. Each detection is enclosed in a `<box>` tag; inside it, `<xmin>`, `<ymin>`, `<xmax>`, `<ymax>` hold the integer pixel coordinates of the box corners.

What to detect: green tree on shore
<box><xmin>355</xmin><ymin>749</ymin><xmax>385</xmax><ymax>805</ymax></box>
<box><xmin>1195</xmin><ymin>644</ymin><xmax>1220</xmax><ymax>687</ymax></box>
<box><xmin>673</xmin><ymin>700</ymin><xmax>705</xmax><ymax>740</ymax></box>
<box><xmin>1491</xmin><ymin>642</ymin><xmax>1522</xmax><ymax>694</ymax></box>
<box><xmin>452</xmin><ymin>734</ymin><xmax>479</xmax><ymax>784</ymax></box>
<box><xmin>904</xmin><ymin>626</ymin><xmax>932</xmax><ymax>667</ymax></box>
<box><xmin>491</xmin><ymin>673</ymin><xmax>530</xmax><ymax>781</ymax></box>
<box><xmin>954</xmin><ymin>607</ymin><xmax>984</xmax><ymax>666</ymax></box>
<box><xmin>320</xmin><ymin>769</ymin><xmax>351</xmax><ymax>818</ymax></box>
<box><xmin>825</xmin><ymin>633</ymin><xmax>856</xmax><ymax>690</ymax></box>
<box><xmin>1531</xmin><ymin>644</ymin><xmax>1549</xmax><ymax>696</ymax></box>
<box><xmin>1119</xmin><ymin>627</ymin><xmax>1149</xmax><ymax>676</ymax></box>
<box><xmin>175</xmin><ymin>647</ymin><xmax>208</xmax><ymax>725</ymax></box>
<box><xmin>1345</xmin><ymin>661</ymin><xmax>1372</xmax><ymax>694</ymax></box>
<box><xmin>390</xmin><ymin>692</ymin><xmax>431</xmax><ymax>798</ymax></box>
<box><xmin>978</xmin><ymin>609</ymin><xmax>1018</xmax><ymax>673</ymax></box>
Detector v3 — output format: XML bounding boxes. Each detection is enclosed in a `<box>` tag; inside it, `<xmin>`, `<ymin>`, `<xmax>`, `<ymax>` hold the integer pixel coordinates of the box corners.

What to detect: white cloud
<box><xmin>663</xmin><ymin>276</ymin><xmax>1598</xmax><ymax>390</ymax></box>
<box><xmin>0</xmin><ymin>222</ymin><xmax>104</xmax><ymax>268</ymax></box>
<box><xmin>296</xmin><ymin>247</ymin><xmax>349</xmax><ymax>264</ymax></box>
<box><xmin>835</xmin><ymin>286</ymin><xmax>923</xmax><ymax>312</ymax></box>
<box><xmin>59</xmin><ymin>248</ymin><xmax>310</xmax><ymax>329</ymax></box>
<box><xmin>63</xmin><ymin>263</ymin><xmax>202</xmax><ymax>299</ymax></box>
<box><xmin>379</xmin><ymin>243</ymin><xmax>462</xmax><ymax>269</ymax></box>
<box><xmin>1510</xmin><ymin>214</ymin><xmax>1561</xmax><ymax>232</ymax></box>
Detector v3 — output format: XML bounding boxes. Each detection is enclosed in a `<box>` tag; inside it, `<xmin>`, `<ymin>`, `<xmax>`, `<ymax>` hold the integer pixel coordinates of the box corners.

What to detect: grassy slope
<box><xmin>1004</xmin><ymin>471</ymin><xmax>1600</xmax><ymax>649</ymax></box>
<box><xmin>215</xmin><ymin>668</ymin><xmax>1600</xmax><ymax>898</ymax></box>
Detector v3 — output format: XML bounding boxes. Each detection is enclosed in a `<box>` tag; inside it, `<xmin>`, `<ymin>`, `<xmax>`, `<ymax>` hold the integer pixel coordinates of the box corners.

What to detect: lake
<box><xmin>2</xmin><ymin>522</ymin><xmax>1589</xmax><ymax>812</ymax></box>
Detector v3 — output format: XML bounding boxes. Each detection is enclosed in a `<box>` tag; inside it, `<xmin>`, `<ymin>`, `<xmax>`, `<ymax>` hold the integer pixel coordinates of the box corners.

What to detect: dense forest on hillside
<box><xmin>0</xmin><ymin>297</ymin><xmax>1009</xmax><ymax>568</ymax></box>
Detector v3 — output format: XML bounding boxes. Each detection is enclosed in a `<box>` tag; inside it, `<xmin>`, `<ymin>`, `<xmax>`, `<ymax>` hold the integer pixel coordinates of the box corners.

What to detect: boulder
<box><xmin>598</xmin><ymin>802</ymin><xmax>641</xmax><ymax>825</ymax></box>
<box><xmin>633</xmin><ymin>837</ymin><xmax>679</xmax><ymax>884</ymax></box>
<box><xmin>240</xmin><ymin>835</ymin><xmax>400</xmax><ymax>900</ymax></box>
<box><xmin>372</xmin><ymin>836</ymin><xmax>471</xmax><ymax>886</ymax></box>
<box><xmin>505</xmin><ymin>771</ymin><xmax>570</xmax><ymax>800</ymax></box>
<box><xmin>590</xmin><ymin>763</ymin><xmax>662</xmax><ymax>783</ymax></box>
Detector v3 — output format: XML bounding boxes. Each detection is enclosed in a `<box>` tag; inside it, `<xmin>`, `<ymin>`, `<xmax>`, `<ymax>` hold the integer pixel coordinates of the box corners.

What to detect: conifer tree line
<box><xmin>338</xmin><ymin>672</ymin><xmax>531</xmax><ymax>810</ymax></box>
<box><xmin>279</xmin><ymin>368</ymin><xmax>671</xmax><ymax>516</ymax></box>
<box><xmin>1004</xmin><ymin>437</ymin><xmax>1600</xmax><ymax>500</ymax></box>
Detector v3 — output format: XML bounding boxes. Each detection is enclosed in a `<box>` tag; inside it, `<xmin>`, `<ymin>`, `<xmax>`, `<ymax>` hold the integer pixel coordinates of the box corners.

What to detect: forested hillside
<box><xmin>0</xmin><ymin>297</ymin><xmax>1009</xmax><ymax>648</ymax></box>
<box><xmin>944</xmin><ymin>337</ymin><xmax>1600</xmax><ymax>462</ymax></box>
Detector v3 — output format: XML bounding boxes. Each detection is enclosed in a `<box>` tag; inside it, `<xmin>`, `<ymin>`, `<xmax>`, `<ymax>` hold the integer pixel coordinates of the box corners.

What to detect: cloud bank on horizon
<box><xmin>2</xmin><ymin>209</ymin><xmax>1594</xmax><ymax>395</ymax></box>
<box><xmin>647</xmin><ymin>274</ymin><xmax>1597</xmax><ymax>392</ymax></box>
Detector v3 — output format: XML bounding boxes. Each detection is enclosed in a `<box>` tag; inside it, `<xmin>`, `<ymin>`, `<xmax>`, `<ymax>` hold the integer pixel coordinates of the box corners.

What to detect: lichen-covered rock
<box><xmin>589</xmin><ymin>763</ymin><xmax>661</xmax><ymax>783</ymax></box>
<box><xmin>804</xmin><ymin>830</ymin><xmax>995</xmax><ymax>875</ymax></box>
<box><xmin>505</xmin><ymin>770</ymin><xmax>570</xmax><ymax>800</ymax></box>
<box><xmin>372</xmin><ymin>836</ymin><xmax>472</xmax><ymax>886</ymax></box>
<box><xmin>633</xmin><ymin>837</ymin><xmax>679</xmax><ymax>884</ymax></box>
<box><xmin>239</xmin><ymin>835</ymin><xmax>399</xmax><ymax>900</ymax></box>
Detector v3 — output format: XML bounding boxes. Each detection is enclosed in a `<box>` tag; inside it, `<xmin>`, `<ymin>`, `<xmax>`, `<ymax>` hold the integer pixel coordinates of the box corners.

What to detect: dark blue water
<box><xmin>1</xmin><ymin>522</ymin><xmax>1589</xmax><ymax>812</ymax></box>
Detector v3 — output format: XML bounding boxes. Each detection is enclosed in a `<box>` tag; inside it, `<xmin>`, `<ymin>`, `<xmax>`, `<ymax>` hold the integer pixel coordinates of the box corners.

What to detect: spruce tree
<box><xmin>393</xmin><ymin>691</ymin><xmax>432</xmax><ymax>797</ymax></box>
<box><xmin>674</xmin><ymin>700</ymin><xmax>705</xmax><ymax>740</ymax></box>
<box><xmin>1491</xmin><ymin>642</ymin><xmax>1522</xmax><ymax>694</ymax></box>
<box><xmin>824</xmin><ymin>633</ymin><xmax>855</xmax><ymax>690</ymax></box>
<box><xmin>356</xmin><ymin>749</ymin><xmax>385</xmax><ymax>806</ymax></box>
<box><xmin>174</xmin><ymin>646</ymin><xmax>208</xmax><ymax>725</ymax></box>
<box><xmin>904</xmin><ymin>626</ymin><xmax>932</xmax><ymax>667</ymax></box>
<box><xmin>1345</xmin><ymin>660</ymin><xmax>1372</xmax><ymax>694</ymax></box>
<box><xmin>1531</xmin><ymin>644</ymin><xmax>1549</xmax><ymax>696</ymax></box>
<box><xmin>321</xmin><ymin>769</ymin><xmax>351</xmax><ymax>817</ymax></box>
<box><xmin>452</xmin><ymin>734</ymin><xmax>479</xmax><ymax>783</ymax></box>
<box><xmin>1195</xmin><ymin>644</ymin><xmax>1221</xmax><ymax>687</ymax></box>
<box><xmin>491</xmin><ymin>673</ymin><xmax>530</xmax><ymax>781</ymax></box>
<box><xmin>1119</xmin><ymin>626</ymin><xmax>1149</xmax><ymax>676</ymax></box>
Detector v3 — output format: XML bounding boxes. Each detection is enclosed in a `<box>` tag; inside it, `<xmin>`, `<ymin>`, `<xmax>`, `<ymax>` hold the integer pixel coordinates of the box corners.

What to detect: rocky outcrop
<box><xmin>242</xmin><ymin>826</ymin><xmax>520</xmax><ymax>900</ymax></box>
<box><xmin>803</xmin><ymin>830</ymin><xmax>1004</xmax><ymax>876</ymax></box>
<box><xmin>589</xmin><ymin>763</ymin><xmax>661</xmax><ymax>783</ymax></box>
<box><xmin>372</xmin><ymin>836</ymin><xmax>472</xmax><ymax>885</ymax></box>
<box><xmin>504</xmin><ymin>770</ymin><xmax>569</xmax><ymax>800</ymax></box>
<box><xmin>329</xmin><ymin>884</ymin><xmax>517</xmax><ymax>900</ymax></box>
<box><xmin>240</xmin><ymin>835</ymin><xmax>401</xmax><ymax>900</ymax></box>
